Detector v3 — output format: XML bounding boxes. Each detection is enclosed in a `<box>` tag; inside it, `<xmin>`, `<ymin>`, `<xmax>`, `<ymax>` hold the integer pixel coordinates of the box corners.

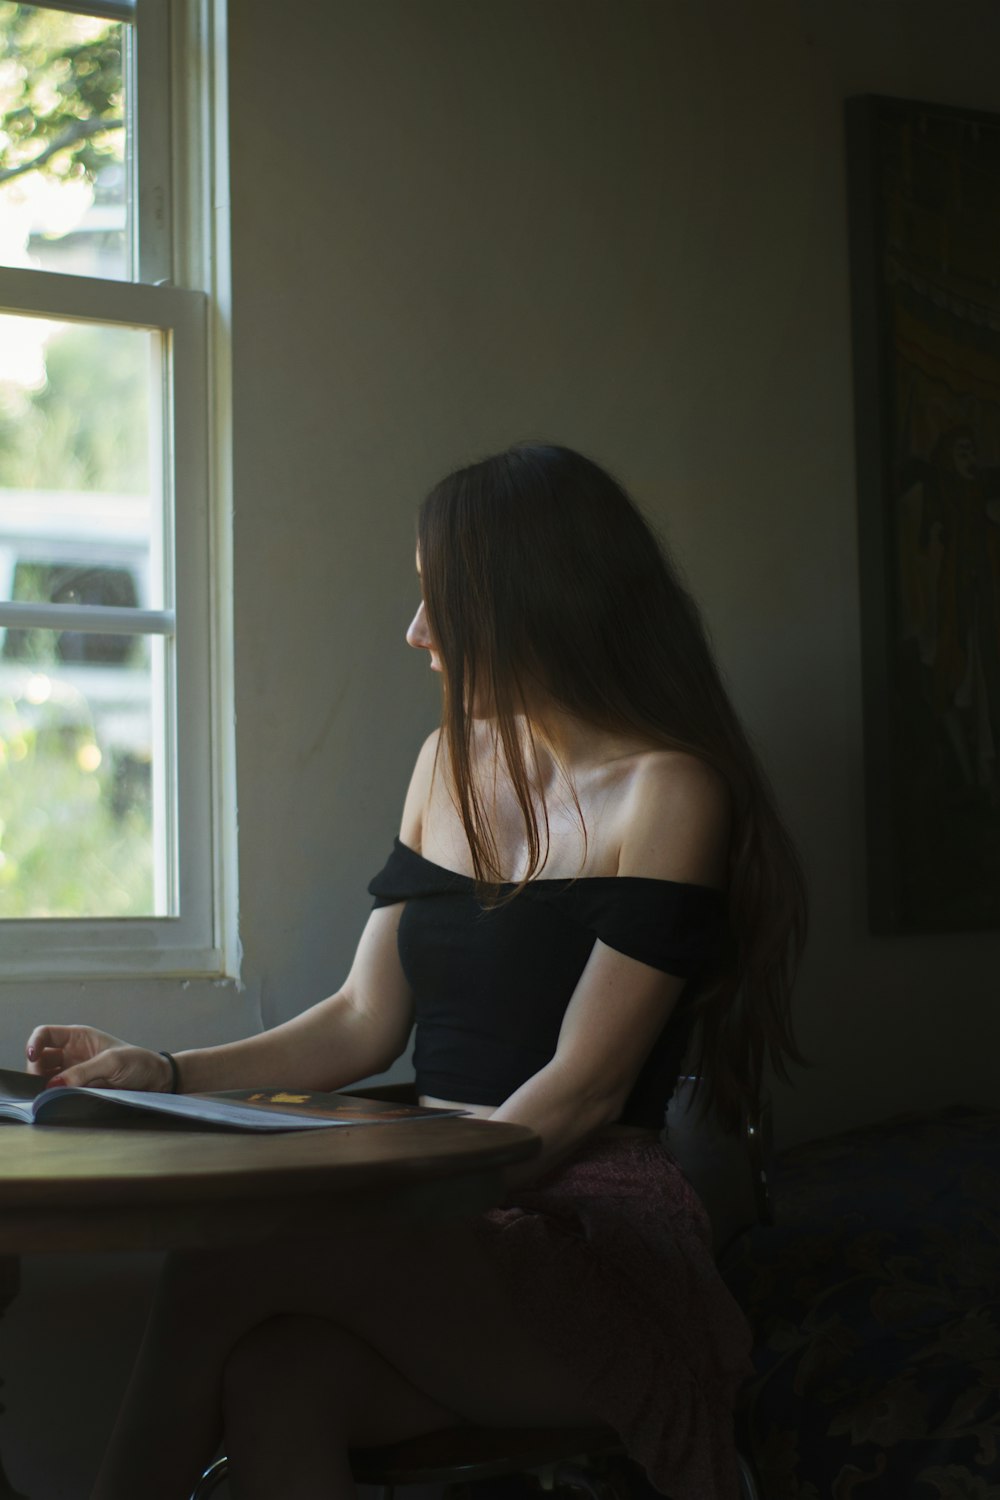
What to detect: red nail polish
<box><xmin>48</xmin><ymin>1076</ymin><xmax>65</xmax><ymax>1089</ymax></box>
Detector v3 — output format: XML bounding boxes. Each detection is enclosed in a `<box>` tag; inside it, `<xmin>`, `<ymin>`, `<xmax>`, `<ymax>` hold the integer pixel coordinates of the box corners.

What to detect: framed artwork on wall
<box><xmin>846</xmin><ymin>94</ymin><xmax>1000</xmax><ymax>933</ymax></box>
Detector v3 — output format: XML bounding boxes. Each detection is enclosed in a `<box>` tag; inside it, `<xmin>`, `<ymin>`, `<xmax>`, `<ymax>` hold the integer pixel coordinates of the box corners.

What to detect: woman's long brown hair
<box><xmin>417</xmin><ymin>443</ymin><xmax>808</xmax><ymax>1132</ymax></box>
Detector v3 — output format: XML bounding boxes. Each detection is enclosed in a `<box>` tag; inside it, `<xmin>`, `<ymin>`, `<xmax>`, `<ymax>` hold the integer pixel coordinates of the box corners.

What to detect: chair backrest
<box><xmin>664</xmin><ymin>1077</ymin><xmax>773</xmax><ymax>1259</ymax></box>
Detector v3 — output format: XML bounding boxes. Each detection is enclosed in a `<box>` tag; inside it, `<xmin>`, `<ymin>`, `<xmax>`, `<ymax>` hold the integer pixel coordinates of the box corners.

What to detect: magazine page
<box><xmin>208</xmin><ymin>1089</ymin><xmax>464</xmax><ymax>1124</ymax></box>
<box><xmin>0</xmin><ymin>1067</ymin><xmax>45</xmax><ymax>1101</ymax></box>
<box><xmin>0</xmin><ymin>1068</ymin><xmax>43</xmax><ymax>1124</ymax></box>
<box><xmin>0</xmin><ymin>1068</ymin><xmax>466</xmax><ymax>1132</ymax></box>
<box><xmin>29</xmin><ymin>1089</ymin><xmax>345</xmax><ymax>1131</ymax></box>
<box><xmin>30</xmin><ymin>1086</ymin><xmax>465</xmax><ymax>1132</ymax></box>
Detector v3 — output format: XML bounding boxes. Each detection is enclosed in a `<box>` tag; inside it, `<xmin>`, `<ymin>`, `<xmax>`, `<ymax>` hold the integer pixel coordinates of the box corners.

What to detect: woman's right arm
<box><xmin>25</xmin><ymin>903</ymin><xmax>415</xmax><ymax>1094</ymax></box>
<box><xmin>27</xmin><ymin>734</ymin><xmax>439</xmax><ymax>1094</ymax></box>
<box><xmin>176</xmin><ymin>902</ymin><xmax>414</xmax><ymax>1092</ymax></box>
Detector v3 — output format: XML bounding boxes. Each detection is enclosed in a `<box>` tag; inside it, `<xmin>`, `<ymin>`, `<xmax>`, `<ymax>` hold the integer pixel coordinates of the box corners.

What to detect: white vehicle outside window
<box><xmin>0</xmin><ymin>0</ymin><xmax>229</xmax><ymax>976</ymax></box>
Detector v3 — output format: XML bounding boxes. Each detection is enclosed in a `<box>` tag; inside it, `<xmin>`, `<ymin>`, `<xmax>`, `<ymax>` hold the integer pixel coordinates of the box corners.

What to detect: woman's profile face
<box><xmin>406</xmin><ymin>545</ymin><xmax>503</xmax><ymax>719</ymax></box>
<box><xmin>406</xmin><ymin>554</ymin><xmax>443</xmax><ymax>674</ymax></box>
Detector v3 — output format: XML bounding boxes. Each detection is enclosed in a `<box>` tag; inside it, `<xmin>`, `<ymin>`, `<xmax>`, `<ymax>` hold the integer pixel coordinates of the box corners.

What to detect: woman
<box><xmin>27</xmin><ymin>443</ymin><xmax>807</xmax><ymax>1500</ymax></box>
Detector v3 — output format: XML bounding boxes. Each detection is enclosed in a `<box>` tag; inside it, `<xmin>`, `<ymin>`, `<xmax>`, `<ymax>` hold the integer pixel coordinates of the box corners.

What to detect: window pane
<box><xmin>0</xmin><ymin>3</ymin><xmax>129</xmax><ymax>281</ymax></box>
<box><xmin>0</xmin><ymin>314</ymin><xmax>160</xmax><ymax>604</ymax></box>
<box><xmin>0</xmin><ymin>637</ymin><xmax>162</xmax><ymax>916</ymax></box>
<box><xmin>0</xmin><ymin>309</ymin><xmax>170</xmax><ymax>919</ymax></box>
<box><xmin>4</xmin><ymin>560</ymin><xmax>144</xmax><ymax>659</ymax></box>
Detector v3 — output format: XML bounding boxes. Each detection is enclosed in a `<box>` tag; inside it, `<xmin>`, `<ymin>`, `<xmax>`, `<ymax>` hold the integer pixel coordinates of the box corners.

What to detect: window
<box><xmin>0</xmin><ymin>0</ymin><xmax>228</xmax><ymax>976</ymax></box>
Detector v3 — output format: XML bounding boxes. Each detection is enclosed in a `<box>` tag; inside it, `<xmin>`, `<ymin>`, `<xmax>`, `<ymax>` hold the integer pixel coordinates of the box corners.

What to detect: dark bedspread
<box><xmin>721</xmin><ymin>1105</ymin><xmax>1000</xmax><ymax>1500</ymax></box>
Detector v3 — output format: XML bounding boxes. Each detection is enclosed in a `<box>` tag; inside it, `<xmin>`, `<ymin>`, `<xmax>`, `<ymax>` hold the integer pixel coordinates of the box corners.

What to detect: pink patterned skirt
<box><xmin>472</xmin><ymin>1134</ymin><xmax>754</xmax><ymax>1500</ymax></box>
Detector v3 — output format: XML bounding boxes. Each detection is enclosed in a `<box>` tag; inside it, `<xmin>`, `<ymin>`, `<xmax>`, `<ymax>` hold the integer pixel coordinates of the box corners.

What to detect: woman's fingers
<box><xmin>25</xmin><ymin>1024</ymin><xmax>123</xmax><ymax>1073</ymax></box>
<box><xmin>25</xmin><ymin>1027</ymin><xmax>162</xmax><ymax>1092</ymax></box>
<box><xmin>47</xmin><ymin>1051</ymin><xmax>126</xmax><ymax>1091</ymax></box>
<box><xmin>26</xmin><ymin>1025</ymin><xmax>75</xmax><ymax>1068</ymax></box>
<box><xmin>47</xmin><ymin>1045</ymin><xmax>166</xmax><ymax>1093</ymax></box>
<box><xmin>28</xmin><ymin>1047</ymin><xmax>69</xmax><ymax>1077</ymax></box>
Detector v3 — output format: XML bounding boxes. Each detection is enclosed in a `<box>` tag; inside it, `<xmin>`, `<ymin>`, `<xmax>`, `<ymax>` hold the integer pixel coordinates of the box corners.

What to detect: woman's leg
<box><xmin>222</xmin><ymin>1314</ymin><xmax>461</xmax><ymax>1500</ymax></box>
<box><xmin>90</xmin><ymin>1218</ymin><xmax>598</xmax><ymax>1500</ymax></box>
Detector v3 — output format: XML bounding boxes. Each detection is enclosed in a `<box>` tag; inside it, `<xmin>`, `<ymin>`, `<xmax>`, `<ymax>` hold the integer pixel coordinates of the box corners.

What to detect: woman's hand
<box><xmin>25</xmin><ymin>1025</ymin><xmax>173</xmax><ymax>1093</ymax></box>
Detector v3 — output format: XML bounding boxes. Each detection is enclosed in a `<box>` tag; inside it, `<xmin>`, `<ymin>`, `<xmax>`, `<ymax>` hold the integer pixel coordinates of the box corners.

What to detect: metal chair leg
<box><xmin>737</xmin><ymin>1448</ymin><xmax>762</xmax><ymax>1500</ymax></box>
<box><xmin>190</xmin><ymin>1455</ymin><xmax>228</xmax><ymax>1499</ymax></box>
<box><xmin>552</xmin><ymin>1460</ymin><xmax>629</xmax><ymax>1500</ymax></box>
<box><xmin>193</xmin><ymin>1447</ymin><xmax>761</xmax><ymax>1500</ymax></box>
<box><xmin>189</xmin><ymin>1459</ymin><xmax>396</xmax><ymax>1499</ymax></box>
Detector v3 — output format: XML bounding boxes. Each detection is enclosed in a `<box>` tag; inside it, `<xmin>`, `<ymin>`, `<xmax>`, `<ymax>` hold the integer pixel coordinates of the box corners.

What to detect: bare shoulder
<box><xmin>399</xmin><ymin>730</ymin><xmax>441</xmax><ymax>850</ymax></box>
<box><xmin>616</xmin><ymin>749</ymin><xmax>730</xmax><ymax>888</ymax></box>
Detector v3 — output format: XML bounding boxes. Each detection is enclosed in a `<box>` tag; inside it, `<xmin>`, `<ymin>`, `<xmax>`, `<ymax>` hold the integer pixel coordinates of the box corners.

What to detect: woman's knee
<box><xmin>221</xmin><ymin>1314</ymin><xmax>459</xmax><ymax>1450</ymax></box>
<box><xmin>223</xmin><ymin>1314</ymin><xmax>351</xmax><ymax>1418</ymax></box>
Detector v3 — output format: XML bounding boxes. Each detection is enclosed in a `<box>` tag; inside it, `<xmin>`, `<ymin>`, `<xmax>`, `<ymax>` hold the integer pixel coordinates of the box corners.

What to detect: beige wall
<box><xmin>3</xmin><ymin>3</ymin><xmax>999</xmax><ymax>1493</ymax></box>
<box><xmin>228</xmin><ymin>0</ymin><xmax>1000</xmax><ymax>1148</ymax></box>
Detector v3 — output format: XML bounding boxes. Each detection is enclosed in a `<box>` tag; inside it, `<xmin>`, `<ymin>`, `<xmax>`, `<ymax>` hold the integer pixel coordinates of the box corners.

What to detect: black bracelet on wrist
<box><xmin>158</xmin><ymin>1050</ymin><xmax>181</xmax><ymax>1093</ymax></box>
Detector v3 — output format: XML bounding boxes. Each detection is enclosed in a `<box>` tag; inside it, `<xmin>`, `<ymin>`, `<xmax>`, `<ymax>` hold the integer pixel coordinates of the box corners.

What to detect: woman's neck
<box><xmin>508</xmin><ymin>701</ymin><xmax>655</xmax><ymax>795</ymax></box>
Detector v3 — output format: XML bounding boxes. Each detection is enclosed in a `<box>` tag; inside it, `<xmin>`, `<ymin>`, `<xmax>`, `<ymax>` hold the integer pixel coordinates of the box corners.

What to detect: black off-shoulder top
<box><xmin>368</xmin><ymin>839</ymin><xmax>726</xmax><ymax>1129</ymax></box>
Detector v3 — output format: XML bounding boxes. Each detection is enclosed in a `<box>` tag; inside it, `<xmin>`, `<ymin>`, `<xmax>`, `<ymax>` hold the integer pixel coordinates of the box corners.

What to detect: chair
<box><xmin>191</xmin><ymin>1078</ymin><xmax>769</xmax><ymax>1500</ymax></box>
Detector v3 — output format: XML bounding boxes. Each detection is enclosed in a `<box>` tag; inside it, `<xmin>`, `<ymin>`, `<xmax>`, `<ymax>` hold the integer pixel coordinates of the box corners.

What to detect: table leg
<box><xmin>0</xmin><ymin>1257</ymin><xmax>27</xmax><ymax>1499</ymax></box>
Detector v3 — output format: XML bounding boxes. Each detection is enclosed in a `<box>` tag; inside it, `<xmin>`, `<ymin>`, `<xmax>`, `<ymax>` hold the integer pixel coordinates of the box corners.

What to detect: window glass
<box><xmin>0</xmin><ymin>3</ymin><xmax>129</xmax><ymax>281</ymax></box>
<box><xmin>0</xmin><ymin>0</ymin><xmax>220</xmax><ymax>971</ymax></box>
<box><xmin>0</xmin><ymin>641</ymin><xmax>158</xmax><ymax>917</ymax></box>
<box><xmin>0</xmin><ymin>315</ymin><xmax>152</xmax><ymax>507</ymax></box>
<box><xmin>3</xmin><ymin>562</ymin><xmax>143</xmax><ymax>662</ymax></box>
<box><xmin>0</xmin><ymin>309</ymin><xmax>167</xmax><ymax>920</ymax></box>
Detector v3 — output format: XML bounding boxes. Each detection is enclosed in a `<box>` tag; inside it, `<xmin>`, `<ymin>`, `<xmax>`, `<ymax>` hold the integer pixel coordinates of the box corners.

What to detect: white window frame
<box><xmin>0</xmin><ymin>0</ymin><xmax>233</xmax><ymax>979</ymax></box>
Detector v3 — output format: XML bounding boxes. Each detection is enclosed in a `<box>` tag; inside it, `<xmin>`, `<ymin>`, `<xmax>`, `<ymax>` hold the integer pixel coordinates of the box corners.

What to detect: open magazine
<box><xmin>0</xmin><ymin>1069</ymin><xmax>464</xmax><ymax>1133</ymax></box>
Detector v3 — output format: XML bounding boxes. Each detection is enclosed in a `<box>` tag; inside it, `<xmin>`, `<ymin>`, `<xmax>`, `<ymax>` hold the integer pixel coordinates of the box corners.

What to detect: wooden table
<box><xmin>0</xmin><ymin>1112</ymin><xmax>539</xmax><ymax>1253</ymax></box>
<box><xmin>0</xmin><ymin>1113</ymin><xmax>539</xmax><ymax>1499</ymax></box>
